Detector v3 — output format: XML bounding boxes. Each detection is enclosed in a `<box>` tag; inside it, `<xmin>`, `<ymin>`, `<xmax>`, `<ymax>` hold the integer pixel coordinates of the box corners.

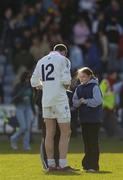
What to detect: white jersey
<box><xmin>30</xmin><ymin>51</ymin><xmax>71</xmax><ymax>107</ymax></box>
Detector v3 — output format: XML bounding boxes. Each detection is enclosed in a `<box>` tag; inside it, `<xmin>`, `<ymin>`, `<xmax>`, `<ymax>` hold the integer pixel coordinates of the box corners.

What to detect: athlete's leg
<box><xmin>40</xmin><ymin>121</ymin><xmax>48</xmax><ymax>169</ymax></box>
<box><xmin>45</xmin><ymin>119</ymin><xmax>56</xmax><ymax>167</ymax></box>
<box><xmin>54</xmin><ymin>123</ymin><xmax>60</xmax><ymax>166</ymax></box>
<box><xmin>56</xmin><ymin>102</ymin><xmax>71</xmax><ymax>168</ymax></box>
<box><xmin>58</xmin><ymin>122</ymin><xmax>71</xmax><ymax>167</ymax></box>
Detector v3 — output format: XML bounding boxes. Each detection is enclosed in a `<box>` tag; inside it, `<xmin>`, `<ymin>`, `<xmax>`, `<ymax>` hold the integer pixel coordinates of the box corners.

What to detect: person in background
<box><xmin>0</xmin><ymin>77</ymin><xmax>4</xmax><ymax>104</ymax></box>
<box><xmin>69</xmin><ymin>44</ymin><xmax>84</xmax><ymax>74</ymax></box>
<box><xmin>92</xmin><ymin>12</ymin><xmax>106</xmax><ymax>35</ymax></box>
<box><xmin>100</xmin><ymin>72</ymin><xmax>123</xmax><ymax>139</ymax></box>
<box><xmin>30</xmin><ymin>35</ymin><xmax>50</xmax><ymax>62</ymax></box>
<box><xmin>84</xmin><ymin>38</ymin><xmax>102</xmax><ymax>74</ymax></box>
<box><xmin>10</xmin><ymin>71</ymin><xmax>35</xmax><ymax>151</ymax></box>
<box><xmin>98</xmin><ymin>31</ymin><xmax>109</xmax><ymax>73</ymax></box>
<box><xmin>105</xmin><ymin>16</ymin><xmax>123</xmax><ymax>71</ymax></box>
<box><xmin>12</xmin><ymin>44</ymin><xmax>34</xmax><ymax>73</ymax></box>
<box><xmin>73</xmin><ymin>67</ymin><xmax>102</xmax><ymax>172</ymax></box>
<box><xmin>73</xmin><ymin>18</ymin><xmax>90</xmax><ymax>46</ymax></box>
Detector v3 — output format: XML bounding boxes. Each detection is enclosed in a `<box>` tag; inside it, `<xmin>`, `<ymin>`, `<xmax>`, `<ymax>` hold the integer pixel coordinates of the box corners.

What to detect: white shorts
<box><xmin>42</xmin><ymin>103</ymin><xmax>71</xmax><ymax>123</ymax></box>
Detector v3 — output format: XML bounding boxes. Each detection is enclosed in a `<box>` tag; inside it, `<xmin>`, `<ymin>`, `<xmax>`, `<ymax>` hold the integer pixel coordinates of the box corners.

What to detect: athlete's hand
<box><xmin>63</xmin><ymin>84</ymin><xmax>70</xmax><ymax>89</ymax></box>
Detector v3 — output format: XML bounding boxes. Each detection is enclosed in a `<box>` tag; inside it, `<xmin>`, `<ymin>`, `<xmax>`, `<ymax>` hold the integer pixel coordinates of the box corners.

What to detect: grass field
<box><xmin>0</xmin><ymin>135</ymin><xmax>123</xmax><ymax>180</ymax></box>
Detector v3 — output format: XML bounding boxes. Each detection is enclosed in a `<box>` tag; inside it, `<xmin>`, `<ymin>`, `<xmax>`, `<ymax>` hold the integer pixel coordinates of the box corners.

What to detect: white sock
<box><xmin>47</xmin><ymin>159</ymin><xmax>55</xmax><ymax>167</ymax></box>
<box><xmin>59</xmin><ymin>159</ymin><xmax>67</xmax><ymax>168</ymax></box>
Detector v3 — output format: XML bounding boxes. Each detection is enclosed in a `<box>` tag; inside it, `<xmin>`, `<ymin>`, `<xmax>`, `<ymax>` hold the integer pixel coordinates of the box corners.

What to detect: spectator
<box><xmin>35</xmin><ymin>1</ymin><xmax>45</xmax><ymax>16</ymax></box>
<box><xmin>105</xmin><ymin>0</ymin><xmax>123</xmax><ymax>26</ymax></box>
<box><xmin>92</xmin><ymin>12</ymin><xmax>106</xmax><ymax>35</ymax></box>
<box><xmin>100</xmin><ymin>72</ymin><xmax>123</xmax><ymax>139</ymax></box>
<box><xmin>117</xmin><ymin>35</ymin><xmax>123</xmax><ymax>72</ymax></box>
<box><xmin>73</xmin><ymin>18</ymin><xmax>90</xmax><ymax>46</ymax></box>
<box><xmin>106</xmin><ymin>16</ymin><xmax>122</xmax><ymax>45</ymax></box>
<box><xmin>84</xmin><ymin>38</ymin><xmax>102</xmax><ymax>74</ymax></box>
<box><xmin>25</xmin><ymin>6</ymin><xmax>38</xmax><ymax>28</ymax></box>
<box><xmin>78</xmin><ymin>0</ymin><xmax>96</xmax><ymax>14</ymax></box>
<box><xmin>13</xmin><ymin>66</ymin><xmax>27</xmax><ymax>87</ymax></box>
<box><xmin>39</xmin><ymin>13</ymin><xmax>53</xmax><ymax>34</ymax></box>
<box><xmin>12</xmin><ymin>45</ymin><xmax>34</xmax><ymax>73</ymax></box>
<box><xmin>69</xmin><ymin>44</ymin><xmax>84</xmax><ymax>73</ymax></box>
<box><xmin>0</xmin><ymin>77</ymin><xmax>4</xmax><ymax>104</ymax></box>
<box><xmin>22</xmin><ymin>28</ymin><xmax>32</xmax><ymax>50</ymax></box>
<box><xmin>13</xmin><ymin>13</ymin><xmax>27</xmax><ymax>38</ymax></box>
<box><xmin>105</xmin><ymin>16</ymin><xmax>123</xmax><ymax>70</ymax></box>
<box><xmin>0</xmin><ymin>8</ymin><xmax>14</xmax><ymax>48</ymax></box>
<box><xmin>98</xmin><ymin>31</ymin><xmax>109</xmax><ymax>72</ymax></box>
<box><xmin>59</xmin><ymin>0</ymin><xmax>77</xmax><ymax>42</ymax></box>
<box><xmin>10</xmin><ymin>71</ymin><xmax>35</xmax><ymax>150</ymax></box>
<box><xmin>12</xmin><ymin>37</ymin><xmax>23</xmax><ymax>56</ymax></box>
<box><xmin>30</xmin><ymin>36</ymin><xmax>50</xmax><ymax>61</ymax></box>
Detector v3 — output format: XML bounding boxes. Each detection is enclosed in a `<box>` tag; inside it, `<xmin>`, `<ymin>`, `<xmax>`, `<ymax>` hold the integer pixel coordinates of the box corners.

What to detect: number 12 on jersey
<box><xmin>41</xmin><ymin>63</ymin><xmax>55</xmax><ymax>81</ymax></box>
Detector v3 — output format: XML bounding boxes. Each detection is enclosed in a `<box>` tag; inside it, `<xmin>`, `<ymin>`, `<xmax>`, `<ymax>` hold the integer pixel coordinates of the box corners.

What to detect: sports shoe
<box><xmin>57</xmin><ymin>166</ymin><xmax>79</xmax><ymax>172</ymax></box>
<box><xmin>10</xmin><ymin>138</ymin><xmax>18</xmax><ymax>150</ymax></box>
<box><xmin>46</xmin><ymin>166</ymin><xmax>57</xmax><ymax>172</ymax></box>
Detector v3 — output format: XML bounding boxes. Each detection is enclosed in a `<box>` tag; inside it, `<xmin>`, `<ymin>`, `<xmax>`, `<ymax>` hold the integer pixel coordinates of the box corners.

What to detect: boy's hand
<box><xmin>79</xmin><ymin>98</ymin><xmax>87</xmax><ymax>104</ymax></box>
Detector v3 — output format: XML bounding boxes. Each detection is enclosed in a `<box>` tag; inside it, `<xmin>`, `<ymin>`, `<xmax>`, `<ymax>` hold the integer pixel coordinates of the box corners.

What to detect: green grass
<box><xmin>0</xmin><ymin>135</ymin><xmax>123</xmax><ymax>180</ymax></box>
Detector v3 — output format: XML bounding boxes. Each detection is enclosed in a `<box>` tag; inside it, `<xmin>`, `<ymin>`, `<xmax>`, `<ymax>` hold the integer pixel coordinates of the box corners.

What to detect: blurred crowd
<box><xmin>0</xmin><ymin>0</ymin><xmax>123</xmax><ymax>138</ymax></box>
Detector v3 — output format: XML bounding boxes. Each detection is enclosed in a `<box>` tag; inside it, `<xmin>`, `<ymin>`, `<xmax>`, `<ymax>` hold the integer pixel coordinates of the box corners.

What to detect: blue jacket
<box><xmin>73</xmin><ymin>79</ymin><xmax>102</xmax><ymax>123</ymax></box>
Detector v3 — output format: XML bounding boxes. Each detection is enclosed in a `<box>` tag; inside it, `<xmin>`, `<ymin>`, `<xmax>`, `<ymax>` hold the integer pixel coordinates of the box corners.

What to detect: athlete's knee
<box><xmin>46</xmin><ymin>129</ymin><xmax>56</xmax><ymax>139</ymax></box>
<box><xmin>60</xmin><ymin>127</ymin><xmax>71</xmax><ymax>137</ymax></box>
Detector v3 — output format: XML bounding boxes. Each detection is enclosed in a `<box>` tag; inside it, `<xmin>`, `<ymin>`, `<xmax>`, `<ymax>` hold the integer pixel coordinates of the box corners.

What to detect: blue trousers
<box><xmin>11</xmin><ymin>104</ymin><xmax>34</xmax><ymax>149</ymax></box>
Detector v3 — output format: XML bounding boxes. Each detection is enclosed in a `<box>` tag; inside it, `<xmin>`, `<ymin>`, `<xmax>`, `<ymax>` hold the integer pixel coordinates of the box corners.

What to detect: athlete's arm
<box><xmin>60</xmin><ymin>58</ymin><xmax>71</xmax><ymax>86</ymax></box>
<box><xmin>30</xmin><ymin>61</ymin><xmax>42</xmax><ymax>88</ymax></box>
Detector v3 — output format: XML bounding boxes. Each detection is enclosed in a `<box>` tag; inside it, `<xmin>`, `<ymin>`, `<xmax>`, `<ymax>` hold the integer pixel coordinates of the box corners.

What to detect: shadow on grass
<box><xmin>85</xmin><ymin>170</ymin><xmax>112</xmax><ymax>174</ymax></box>
<box><xmin>43</xmin><ymin>170</ymin><xmax>112</xmax><ymax>176</ymax></box>
<box><xmin>44</xmin><ymin>171</ymin><xmax>81</xmax><ymax>176</ymax></box>
<box><xmin>96</xmin><ymin>171</ymin><xmax>112</xmax><ymax>174</ymax></box>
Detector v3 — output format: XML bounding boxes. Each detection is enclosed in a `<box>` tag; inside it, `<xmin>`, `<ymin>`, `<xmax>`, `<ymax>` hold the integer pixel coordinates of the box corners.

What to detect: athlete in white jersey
<box><xmin>30</xmin><ymin>44</ymin><xmax>75</xmax><ymax>172</ymax></box>
<box><xmin>31</xmin><ymin>50</ymin><xmax>71</xmax><ymax>107</ymax></box>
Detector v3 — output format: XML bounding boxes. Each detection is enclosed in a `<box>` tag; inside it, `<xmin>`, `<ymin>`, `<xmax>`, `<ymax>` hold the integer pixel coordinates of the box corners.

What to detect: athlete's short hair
<box><xmin>53</xmin><ymin>44</ymin><xmax>68</xmax><ymax>53</ymax></box>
